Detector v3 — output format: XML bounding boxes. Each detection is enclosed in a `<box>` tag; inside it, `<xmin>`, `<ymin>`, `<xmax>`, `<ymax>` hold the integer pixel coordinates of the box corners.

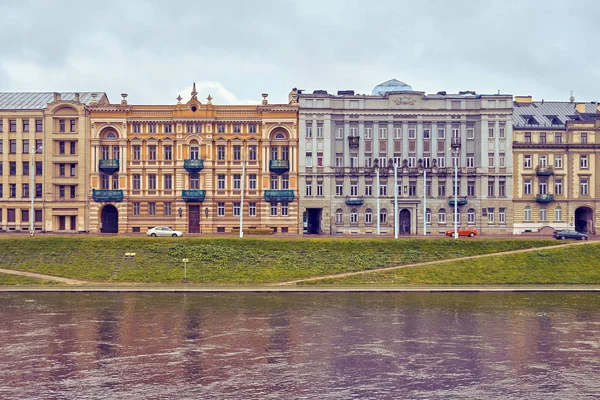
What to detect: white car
<box><xmin>146</xmin><ymin>226</ymin><xmax>183</xmax><ymax>237</ymax></box>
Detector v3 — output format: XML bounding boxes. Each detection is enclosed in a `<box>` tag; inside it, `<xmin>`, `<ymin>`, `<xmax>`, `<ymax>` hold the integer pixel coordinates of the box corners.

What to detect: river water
<box><xmin>0</xmin><ymin>292</ymin><xmax>599</xmax><ymax>399</ymax></box>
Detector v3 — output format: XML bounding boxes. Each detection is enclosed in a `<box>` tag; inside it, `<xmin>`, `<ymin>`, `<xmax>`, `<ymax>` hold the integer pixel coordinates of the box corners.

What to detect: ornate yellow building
<box><xmin>87</xmin><ymin>86</ymin><xmax>299</xmax><ymax>234</ymax></box>
<box><xmin>513</xmin><ymin>96</ymin><xmax>600</xmax><ymax>234</ymax></box>
<box><xmin>0</xmin><ymin>92</ymin><xmax>108</xmax><ymax>232</ymax></box>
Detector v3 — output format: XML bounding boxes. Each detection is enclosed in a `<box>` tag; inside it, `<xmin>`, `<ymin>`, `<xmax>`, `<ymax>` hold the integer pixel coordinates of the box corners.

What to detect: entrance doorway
<box><xmin>189</xmin><ymin>205</ymin><xmax>200</xmax><ymax>233</ymax></box>
<box><xmin>400</xmin><ymin>209</ymin><xmax>411</xmax><ymax>235</ymax></box>
<box><xmin>101</xmin><ymin>205</ymin><xmax>118</xmax><ymax>233</ymax></box>
<box><xmin>305</xmin><ymin>208</ymin><xmax>322</xmax><ymax>234</ymax></box>
<box><xmin>575</xmin><ymin>206</ymin><xmax>594</xmax><ymax>233</ymax></box>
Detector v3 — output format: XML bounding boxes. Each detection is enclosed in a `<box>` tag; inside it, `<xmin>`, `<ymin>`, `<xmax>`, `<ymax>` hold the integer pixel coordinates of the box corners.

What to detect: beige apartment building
<box><xmin>0</xmin><ymin>92</ymin><xmax>108</xmax><ymax>232</ymax></box>
<box><xmin>512</xmin><ymin>96</ymin><xmax>600</xmax><ymax>234</ymax></box>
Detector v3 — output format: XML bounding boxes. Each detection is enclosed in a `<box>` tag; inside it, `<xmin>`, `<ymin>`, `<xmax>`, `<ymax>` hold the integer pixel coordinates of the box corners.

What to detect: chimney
<box><xmin>262</xmin><ymin>93</ymin><xmax>268</xmax><ymax>105</ymax></box>
<box><xmin>90</xmin><ymin>93</ymin><xmax>98</xmax><ymax>105</ymax></box>
<box><xmin>575</xmin><ymin>103</ymin><xmax>586</xmax><ymax>113</ymax></box>
<box><xmin>121</xmin><ymin>93</ymin><xmax>128</xmax><ymax>105</ymax></box>
<box><xmin>74</xmin><ymin>93</ymin><xmax>80</xmax><ymax>102</ymax></box>
<box><xmin>53</xmin><ymin>92</ymin><xmax>61</xmax><ymax>102</ymax></box>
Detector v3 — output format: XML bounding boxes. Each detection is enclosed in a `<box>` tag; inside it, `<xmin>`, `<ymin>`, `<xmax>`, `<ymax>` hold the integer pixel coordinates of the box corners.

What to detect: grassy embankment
<box><xmin>0</xmin><ymin>273</ymin><xmax>59</xmax><ymax>286</ymax></box>
<box><xmin>309</xmin><ymin>242</ymin><xmax>600</xmax><ymax>285</ymax></box>
<box><xmin>0</xmin><ymin>236</ymin><xmax>564</xmax><ymax>285</ymax></box>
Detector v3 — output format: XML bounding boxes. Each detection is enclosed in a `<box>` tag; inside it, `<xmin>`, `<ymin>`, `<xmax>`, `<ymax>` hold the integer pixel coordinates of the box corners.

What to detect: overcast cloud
<box><xmin>1</xmin><ymin>0</ymin><xmax>599</xmax><ymax>105</ymax></box>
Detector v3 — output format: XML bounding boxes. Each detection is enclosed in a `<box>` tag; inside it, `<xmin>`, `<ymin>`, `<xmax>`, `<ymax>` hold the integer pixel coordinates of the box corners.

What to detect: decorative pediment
<box><xmin>389</xmin><ymin>94</ymin><xmax>421</xmax><ymax>108</ymax></box>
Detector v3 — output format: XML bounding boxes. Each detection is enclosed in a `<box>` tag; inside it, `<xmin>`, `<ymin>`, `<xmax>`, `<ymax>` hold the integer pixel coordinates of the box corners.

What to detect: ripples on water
<box><xmin>0</xmin><ymin>293</ymin><xmax>599</xmax><ymax>399</ymax></box>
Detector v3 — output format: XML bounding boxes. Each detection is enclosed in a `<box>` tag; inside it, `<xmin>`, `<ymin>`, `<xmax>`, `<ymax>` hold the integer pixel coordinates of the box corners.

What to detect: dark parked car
<box><xmin>553</xmin><ymin>230</ymin><xmax>588</xmax><ymax>240</ymax></box>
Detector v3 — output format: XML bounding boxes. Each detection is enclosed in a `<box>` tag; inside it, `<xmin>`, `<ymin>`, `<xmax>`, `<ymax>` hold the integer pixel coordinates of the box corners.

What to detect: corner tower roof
<box><xmin>371</xmin><ymin>79</ymin><xmax>413</xmax><ymax>95</ymax></box>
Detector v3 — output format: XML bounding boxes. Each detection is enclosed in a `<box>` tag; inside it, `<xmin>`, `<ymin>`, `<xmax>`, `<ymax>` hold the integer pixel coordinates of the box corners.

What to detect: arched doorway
<box><xmin>101</xmin><ymin>205</ymin><xmax>118</xmax><ymax>233</ymax></box>
<box><xmin>575</xmin><ymin>206</ymin><xmax>594</xmax><ymax>234</ymax></box>
<box><xmin>400</xmin><ymin>209</ymin><xmax>411</xmax><ymax>235</ymax></box>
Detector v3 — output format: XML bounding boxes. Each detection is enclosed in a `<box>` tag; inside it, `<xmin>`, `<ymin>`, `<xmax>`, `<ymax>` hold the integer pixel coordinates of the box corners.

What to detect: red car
<box><xmin>446</xmin><ymin>227</ymin><xmax>478</xmax><ymax>237</ymax></box>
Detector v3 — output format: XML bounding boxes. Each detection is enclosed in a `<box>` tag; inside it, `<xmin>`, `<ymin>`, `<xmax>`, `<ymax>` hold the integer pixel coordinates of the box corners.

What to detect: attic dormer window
<box><xmin>545</xmin><ymin>115</ymin><xmax>562</xmax><ymax>125</ymax></box>
<box><xmin>523</xmin><ymin>115</ymin><xmax>538</xmax><ymax>125</ymax></box>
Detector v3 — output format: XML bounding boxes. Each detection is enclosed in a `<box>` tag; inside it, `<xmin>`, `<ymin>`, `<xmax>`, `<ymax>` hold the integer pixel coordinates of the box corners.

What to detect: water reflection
<box><xmin>0</xmin><ymin>293</ymin><xmax>599</xmax><ymax>399</ymax></box>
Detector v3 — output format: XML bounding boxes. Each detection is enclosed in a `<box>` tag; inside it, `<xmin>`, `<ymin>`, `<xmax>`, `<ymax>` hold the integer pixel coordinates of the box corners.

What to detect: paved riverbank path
<box><xmin>0</xmin><ymin>268</ymin><xmax>87</xmax><ymax>285</ymax></box>
<box><xmin>276</xmin><ymin>241</ymin><xmax>592</xmax><ymax>286</ymax></box>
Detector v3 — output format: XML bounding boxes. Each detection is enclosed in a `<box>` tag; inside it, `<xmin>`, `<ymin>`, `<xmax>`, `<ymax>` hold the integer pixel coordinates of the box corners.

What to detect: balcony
<box><xmin>450</xmin><ymin>137</ymin><xmax>461</xmax><ymax>148</ymax></box>
<box><xmin>182</xmin><ymin>189</ymin><xmax>206</xmax><ymax>202</ymax></box>
<box><xmin>184</xmin><ymin>159</ymin><xmax>204</xmax><ymax>173</ymax></box>
<box><xmin>269</xmin><ymin>160</ymin><xmax>289</xmax><ymax>175</ymax></box>
<box><xmin>92</xmin><ymin>189</ymin><xmax>123</xmax><ymax>202</ymax></box>
<box><xmin>99</xmin><ymin>159</ymin><xmax>119</xmax><ymax>175</ymax></box>
<box><xmin>536</xmin><ymin>194</ymin><xmax>555</xmax><ymax>203</ymax></box>
<box><xmin>348</xmin><ymin>136</ymin><xmax>360</xmax><ymax>148</ymax></box>
<box><xmin>448</xmin><ymin>197</ymin><xmax>468</xmax><ymax>206</ymax></box>
<box><xmin>536</xmin><ymin>165</ymin><xmax>554</xmax><ymax>176</ymax></box>
<box><xmin>264</xmin><ymin>189</ymin><xmax>294</xmax><ymax>203</ymax></box>
<box><xmin>345</xmin><ymin>196</ymin><xmax>364</xmax><ymax>206</ymax></box>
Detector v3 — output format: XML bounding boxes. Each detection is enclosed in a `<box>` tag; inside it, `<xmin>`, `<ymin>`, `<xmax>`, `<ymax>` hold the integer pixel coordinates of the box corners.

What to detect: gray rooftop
<box><xmin>0</xmin><ymin>92</ymin><xmax>108</xmax><ymax>110</ymax></box>
<box><xmin>513</xmin><ymin>101</ymin><xmax>600</xmax><ymax>127</ymax></box>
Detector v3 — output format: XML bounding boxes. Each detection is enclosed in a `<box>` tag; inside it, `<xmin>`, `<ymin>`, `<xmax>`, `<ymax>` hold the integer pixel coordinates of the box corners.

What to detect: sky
<box><xmin>1</xmin><ymin>0</ymin><xmax>599</xmax><ymax>105</ymax></box>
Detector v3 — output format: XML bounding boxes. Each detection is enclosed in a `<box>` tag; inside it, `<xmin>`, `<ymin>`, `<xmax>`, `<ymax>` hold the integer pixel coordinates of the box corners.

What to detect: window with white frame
<box><xmin>555</xmin><ymin>179</ymin><xmax>562</xmax><ymax>195</ymax></box>
<box><xmin>539</xmin><ymin>182</ymin><xmax>547</xmax><ymax>195</ymax></box>
<box><xmin>438</xmin><ymin>208</ymin><xmax>446</xmax><ymax>224</ymax></box>
<box><xmin>365</xmin><ymin>157</ymin><xmax>372</xmax><ymax>167</ymax></box>
<box><xmin>524</xmin><ymin>179</ymin><xmax>532</xmax><ymax>195</ymax></box>
<box><xmin>408</xmin><ymin>128</ymin><xmax>416</xmax><ymax>139</ymax></box>
<box><xmin>306</xmin><ymin>125</ymin><xmax>312</xmax><ymax>138</ymax></box>
<box><xmin>379</xmin><ymin>182</ymin><xmax>387</xmax><ymax>196</ymax></box>
<box><xmin>408</xmin><ymin>157</ymin><xmax>416</xmax><ymax>167</ymax></box>
<box><xmin>380</xmin><ymin>208</ymin><xmax>387</xmax><ymax>223</ymax></box>
<box><xmin>270</xmin><ymin>204</ymin><xmax>278</xmax><ymax>216</ymax></box>
<box><xmin>499</xmin><ymin>153</ymin><xmax>505</xmax><ymax>167</ymax></box>
<box><xmin>270</xmin><ymin>175</ymin><xmax>278</xmax><ymax>190</ymax></box>
<box><xmin>580</xmin><ymin>178</ymin><xmax>589</xmax><ymax>195</ymax></box>
<box><xmin>488</xmin><ymin>153</ymin><xmax>495</xmax><ymax>167</ymax></box>
<box><xmin>524</xmin><ymin>206</ymin><xmax>531</xmax><ymax>221</ymax></box>
<box><xmin>306</xmin><ymin>182</ymin><xmax>312</xmax><ymax>196</ymax></box>
<box><xmin>365</xmin><ymin>209</ymin><xmax>372</xmax><ymax>224</ymax></box>
<box><xmin>499</xmin><ymin>207</ymin><xmax>506</xmax><ymax>224</ymax></box>
<box><xmin>394</xmin><ymin>127</ymin><xmax>402</xmax><ymax>139</ymax></box>
<box><xmin>423</xmin><ymin>157</ymin><xmax>430</xmax><ymax>168</ymax></box>
<box><xmin>336</xmin><ymin>184</ymin><xmax>343</xmax><ymax>196</ymax></box>
<box><xmin>499</xmin><ymin>126</ymin><xmax>505</xmax><ymax>139</ymax></box>
<box><xmin>539</xmin><ymin>207</ymin><xmax>546</xmax><ymax>221</ymax></box>
<box><xmin>317</xmin><ymin>125</ymin><xmax>323</xmax><ymax>138</ymax></box>
<box><xmin>281</xmin><ymin>203</ymin><xmax>288</xmax><ymax>216</ymax></box>
<box><xmin>393</xmin><ymin>156</ymin><xmax>402</xmax><ymax>167</ymax></box>
<box><xmin>336</xmin><ymin>209</ymin><xmax>343</xmax><ymax>224</ymax></box>
<box><xmin>217</xmin><ymin>145</ymin><xmax>225</xmax><ymax>160</ymax></box>
<box><xmin>233</xmin><ymin>202</ymin><xmax>241</xmax><ymax>216</ymax></box>
<box><xmin>555</xmin><ymin>206</ymin><xmax>562</xmax><ymax>221</ymax></box>
<box><xmin>524</xmin><ymin>155</ymin><xmax>532</xmax><ymax>168</ymax></box>
<box><xmin>218</xmin><ymin>202</ymin><xmax>225</xmax><ymax>216</ymax></box>
<box><xmin>467</xmin><ymin>208</ymin><xmax>475</xmax><ymax>224</ymax></box>
<box><xmin>365</xmin><ymin>184</ymin><xmax>372</xmax><ymax>196</ymax></box>
<box><xmin>466</xmin><ymin>155</ymin><xmax>474</xmax><ymax>168</ymax></box>
<box><xmin>233</xmin><ymin>174</ymin><xmax>241</xmax><ymax>190</ymax></box>
<box><xmin>423</xmin><ymin>127</ymin><xmax>431</xmax><ymax>139</ymax></box>
<box><xmin>350</xmin><ymin>156</ymin><xmax>358</xmax><ymax>168</ymax></box>
<box><xmin>335</xmin><ymin>155</ymin><xmax>343</xmax><ymax>167</ymax></box>
<box><xmin>426</xmin><ymin>208</ymin><xmax>431</xmax><ymax>224</ymax></box>
<box><xmin>350</xmin><ymin>184</ymin><xmax>358</xmax><ymax>196</ymax></box>
<box><xmin>282</xmin><ymin>175</ymin><xmax>289</xmax><ymax>189</ymax></box>
<box><xmin>317</xmin><ymin>181</ymin><xmax>323</xmax><ymax>196</ymax></box>
<box><xmin>190</xmin><ymin>174</ymin><xmax>199</xmax><ymax>190</ymax></box>
<box><xmin>437</xmin><ymin>154</ymin><xmax>445</xmax><ymax>168</ymax></box>
<box><xmin>379</xmin><ymin>127</ymin><xmax>387</xmax><ymax>139</ymax></box>
<box><xmin>350</xmin><ymin>127</ymin><xmax>358</xmax><ymax>137</ymax></box>
<box><xmin>249</xmin><ymin>145</ymin><xmax>257</xmax><ymax>160</ymax></box>
<box><xmin>580</xmin><ymin>154</ymin><xmax>588</xmax><ymax>169</ymax></box>
<box><xmin>218</xmin><ymin>174</ymin><xmax>226</xmax><ymax>190</ymax></box>
<box><xmin>487</xmin><ymin>207</ymin><xmax>494</xmax><ymax>224</ymax></box>
<box><xmin>365</xmin><ymin>127</ymin><xmax>372</xmax><ymax>139</ymax></box>
<box><xmin>488</xmin><ymin>127</ymin><xmax>494</xmax><ymax>138</ymax></box>
<box><xmin>437</xmin><ymin>127</ymin><xmax>445</xmax><ymax>139</ymax></box>
<box><xmin>133</xmin><ymin>202</ymin><xmax>140</xmax><ymax>216</ymax></box>
<box><xmin>336</xmin><ymin>127</ymin><xmax>344</xmax><ymax>139</ymax></box>
<box><xmin>452</xmin><ymin>128</ymin><xmax>459</xmax><ymax>138</ymax></box>
<box><xmin>350</xmin><ymin>209</ymin><xmax>358</xmax><ymax>224</ymax></box>
<box><xmin>305</xmin><ymin>152</ymin><xmax>313</xmax><ymax>167</ymax></box>
<box><xmin>378</xmin><ymin>157</ymin><xmax>387</xmax><ymax>168</ymax></box>
<box><xmin>249</xmin><ymin>202</ymin><xmax>256</xmax><ymax>216</ymax></box>
<box><xmin>466</xmin><ymin>127</ymin><xmax>474</xmax><ymax>139</ymax></box>
<box><xmin>555</xmin><ymin>155</ymin><xmax>562</xmax><ymax>169</ymax></box>
<box><xmin>249</xmin><ymin>174</ymin><xmax>257</xmax><ymax>190</ymax></box>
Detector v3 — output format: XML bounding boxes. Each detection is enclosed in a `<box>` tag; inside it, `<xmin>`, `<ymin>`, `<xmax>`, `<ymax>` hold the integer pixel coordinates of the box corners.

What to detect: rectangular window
<box><xmin>305</xmin><ymin>182</ymin><xmax>312</xmax><ymax>196</ymax></box>
<box><xmin>23</xmin><ymin>119</ymin><xmax>29</xmax><ymax>132</ymax></box>
<box><xmin>539</xmin><ymin>132</ymin><xmax>546</xmax><ymax>144</ymax></box>
<box><xmin>217</xmin><ymin>145</ymin><xmax>226</xmax><ymax>161</ymax></box>
<box><xmin>218</xmin><ymin>202</ymin><xmax>225</xmax><ymax>216</ymax></box>
<box><xmin>218</xmin><ymin>174</ymin><xmax>226</xmax><ymax>190</ymax></box>
<box><xmin>58</xmin><ymin>119</ymin><xmax>65</xmax><ymax>132</ymax></box>
<box><xmin>233</xmin><ymin>145</ymin><xmax>241</xmax><ymax>161</ymax></box>
<box><xmin>282</xmin><ymin>175</ymin><xmax>289</xmax><ymax>189</ymax></box>
<box><xmin>35</xmin><ymin>119</ymin><xmax>43</xmax><ymax>132</ymax></box>
<box><xmin>148</xmin><ymin>145</ymin><xmax>156</xmax><ymax>161</ymax></box>
<box><xmin>249</xmin><ymin>202</ymin><xmax>257</xmax><ymax>217</ymax></box>
<box><xmin>149</xmin><ymin>123</ymin><xmax>156</xmax><ymax>133</ymax></box>
<box><xmin>423</xmin><ymin>128</ymin><xmax>431</xmax><ymax>139</ymax></box>
<box><xmin>249</xmin><ymin>174</ymin><xmax>257</xmax><ymax>190</ymax></box>
<box><xmin>249</xmin><ymin>145</ymin><xmax>257</xmax><ymax>161</ymax></box>
<box><xmin>555</xmin><ymin>179</ymin><xmax>563</xmax><ymax>196</ymax></box>
<box><xmin>133</xmin><ymin>145</ymin><xmax>141</xmax><ymax>160</ymax></box>
<box><xmin>70</xmin><ymin>185</ymin><xmax>76</xmax><ymax>199</ymax></box>
<box><xmin>581</xmin><ymin>133</ymin><xmax>588</xmax><ymax>144</ymax></box>
<box><xmin>148</xmin><ymin>202</ymin><xmax>156</xmax><ymax>216</ymax></box>
<box><xmin>555</xmin><ymin>133</ymin><xmax>562</xmax><ymax>144</ymax></box>
<box><xmin>488</xmin><ymin>179</ymin><xmax>495</xmax><ymax>197</ymax></box>
<box><xmin>164</xmin><ymin>174</ymin><xmax>172</xmax><ymax>190</ymax></box>
<box><xmin>408</xmin><ymin>128</ymin><xmax>416</xmax><ymax>139</ymax></box>
<box><xmin>580</xmin><ymin>155</ymin><xmax>588</xmax><ymax>169</ymax></box>
<box><xmin>488</xmin><ymin>153</ymin><xmax>495</xmax><ymax>167</ymax></box>
<box><xmin>306</xmin><ymin>125</ymin><xmax>313</xmax><ymax>138</ymax></box>
<box><xmin>317</xmin><ymin>152</ymin><xmax>323</xmax><ymax>167</ymax></box>
<box><xmin>36</xmin><ymin>161</ymin><xmax>42</xmax><ymax>176</ymax></box>
<box><xmin>234</xmin><ymin>174</ymin><xmax>241</xmax><ymax>190</ymax></box>
<box><xmin>317</xmin><ymin>181</ymin><xmax>323</xmax><ymax>196</ymax></box>
<box><xmin>524</xmin><ymin>132</ymin><xmax>532</xmax><ymax>143</ymax></box>
<box><xmin>133</xmin><ymin>174</ymin><xmax>141</xmax><ymax>190</ymax></box>
<box><xmin>59</xmin><ymin>163</ymin><xmax>65</xmax><ymax>176</ymax></box>
<box><xmin>133</xmin><ymin>123</ymin><xmax>141</xmax><ymax>133</ymax></box>
<box><xmin>190</xmin><ymin>174</ymin><xmax>199</xmax><ymax>190</ymax></box>
<box><xmin>10</xmin><ymin>139</ymin><xmax>16</xmax><ymax>154</ymax></box>
<box><xmin>9</xmin><ymin>161</ymin><xmax>16</xmax><ymax>175</ymax></box>
<box><xmin>148</xmin><ymin>174</ymin><xmax>157</xmax><ymax>190</ymax></box>
<box><xmin>409</xmin><ymin>181</ymin><xmax>416</xmax><ymax>196</ymax></box>
<box><xmin>499</xmin><ymin>181</ymin><xmax>506</xmax><ymax>197</ymax></box>
<box><xmin>499</xmin><ymin>208</ymin><xmax>506</xmax><ymax>224</ymax></box>
<box><xmin>488</xmin><ymin>127</ymin><xmax>494</xmax><ymax>138</ymax></box>
<box><xmin>488</xmin><ymin>208</ymin><xmax>495</xmax><ymax>224</ymax></box>
<box><xmin>59</xmin><ymin>185</ymin><xmax>66</xmax><ymax>199</ymax></box>
<box><xmin>499</xmin><ymin>153</ymin><xmax>505</xmax><ymax>167</ymax></box>
<box><xmin>133</xmin><ymin>202</ymin><xmax>140</xmax><ymax>216</ymax></box>
<box><xmin>164</xmin><ymin>123</ymin><xmax>172</xmax><ymax>133</ymax></box>
<box><xmin>249</xmin><ymin>124</ymin><xmax>257</xmax><ymax>133</ymax></box>
<box><xmin>22</xmin><ymin>184</ymin><xmax>29</xmax><ymax>198</ymax></box>
<box><xmin>233</xmin><ymin>202</ymin><xmax>241</xmax><ymax>216</ymax></box>
<box><xmin>164</xmin><ymin>202</ymin><xmax>172</xmax><ymax>217</ymax></box>
<box><xmin>581</xmin><ymin>178</ymin><xmax>589</xmax><ymax>195</ymax></box>
<box><xmin>379</xmin><ymin>127</ymin><xmax>387</xmax><ymax>139</ymax></box>
<box><xmin>336</xmin><ymin>127</ymin><xmax>344</xmax><ymax>139</ymax></box>
<box><xmin>35</xmin><ymin>183</ymin><xmax>42</xmax><ymax>198</ymax></box>
<box><xmin>524</xmin><ymin>155</ymin><xmax>532</xmax><ymax>169</ymax></box>
<box><xmin>467</xmin><ymin>181</ymin><xmax>475</xmax><ymax>196</ymax></box>
<box><xmin>466</xmin><ymin>155</ymin><xmax>474</xmax><ymax>168</ymax></box>
<box><xmin>270</xmin><ymin>175</ymin><xmax>278</xmax><ymax>190</ymax></box>
<box><xmin>438</xmin><ymin>181</ymin><xmax>446</xmax><ymax>197</ymax></box>
<box><xmin>281</xmin><ymin>202</ymin><xmax>289</xmax><ymax>216</ymax></box>
<box><xmin>524</xmin><ymin>179</ymin><xmax>532</xmax><ymax>195</ymax></box>
<box><xmin>350</xmin><ymin>184</ymin><xmax>358</xmax><ymax>196</ymax></box>
<box><xmin>270</xmin><ymin>204</ymin><xmax>278</xmax><ymax>217</ymax></box>
<box><xmin>466</xmin><ymin>127</ymin><xmax>474</xmax><ymax>139</ymax></box>
<box><xmin>364</xmin><ymin>127</ymin><xmax>372</xmax><ymax>139</ymax></box>
<box><xmin>336</xmin><ymin>155</ymin><xmax>343</xmax><ymax>167</ymax></box>
<box><xmin>437</xmin><ymin>127</ymin><xmax>445</xmax><ymax>139</ymax></box>
<box><xmin>499</xmin><ymin>127</ymin><xmax>505</xmax><ymax>139</ymax></box>
<box><xmin>336</xmin><ymin>184</ymin><xmax>344</xmax><ymax>196</ymax></box>
<box><xmin>317</xmin><ymin>125</ymin><xmax>323</xmax><ymax>138</ymax></box>
<box><xmin>164</xmin><ymin>145</ymin><xmax>172</xmax><ymax>160</ymax></box>
<box><xmin>10</xmin><ymin>184</ymin><xmax>16</xmax><ymax>197</ymax></box>
<box><xmin>555</xmin><ymin>156</ymin><xmax>563</xmax><ymax>169</ymax></box>
<box><xmin>70</xmin><ymin>119</ymin><xmax>76</xmax><ymax>132</ymax></box>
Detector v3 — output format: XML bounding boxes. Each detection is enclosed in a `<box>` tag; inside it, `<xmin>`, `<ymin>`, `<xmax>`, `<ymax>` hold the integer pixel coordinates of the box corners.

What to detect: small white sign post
<box><xmin>182</xmin><ymin>258</ymin><xmax>189</xmax><ymax>281</ymax></box>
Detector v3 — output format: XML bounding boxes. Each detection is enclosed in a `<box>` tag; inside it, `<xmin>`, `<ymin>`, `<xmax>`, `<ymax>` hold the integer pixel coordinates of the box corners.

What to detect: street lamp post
<box><xmin>239</xmin><ymin>160</ymin><xmax>245</xmax><ymax>238</ymax></box>
<box><xmin>376</xmin><ymin>163</ymin><xmax>380</xmax><ymax>235</ymax></box>
<box><xmin>450</xmin><ymin>147</ymin><xmax>459</xmax><ymax>239</ymax></box>
<box><xmin>30</xmin><ymin>145</ymin><xmax>43</xmax><ymax>236</ymax></box>
<box><xmin>394</xmin><ymin>162</ymin><xmax>398</xmax><ymax>239</ymax></box>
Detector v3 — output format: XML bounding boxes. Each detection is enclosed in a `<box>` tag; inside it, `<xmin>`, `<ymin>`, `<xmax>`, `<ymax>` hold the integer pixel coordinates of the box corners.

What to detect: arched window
<box><xmin>365</xmin><ymin>208</ymin><xmax>373</xmax><ymax>224</ymax></box>
<box><xmin>438</xmin><ymin>208</ymin><xmax>446</xmax><ymax>224</ymax></box>
<box><xmin>467</xmin><ymin>208</ymin><xmax>475</xmax><ymax>224</ymax></box>
<box><xmin>425</xmin><ymin>208</ymin><xmax>431</xmax><ymax>224</ymax></box>
<box><xmin>539</xmin><ymin>207</ymin><xmax>547</xmax><ymax>222</ymax></box>
<box><xmin>380</xmin><ymin>208</ymin><xmax>387</xmax><ymax>223</ymax></box>
<box><xmin>274</xmin><ymin>132</ymin><xmax>286</xmax><ymax>140</ymax></box>
<box><xmin>104</xmin><ymin>131</ymin><xmax>117</xmax><ymax>140</ymax></box>
<box><xmin>555</xmin><ymin>206</ymin><xmax>562</xmax><ymax>221</ymax></box>
<box><xmin>350</xmin><ymin>209</ymin><xmax>358</xmax><ymax>224</ymax></box>
<box><xmin>189</xmin><ymin>140</ymin><xmax>199</xmax><ymax>160</ymax></box>
<box><xmin>524</xmin><ymin>206</ymin><xmax>531</xmax><ymax>221</ymax></box>
<box><xmin>335</xmin><ymin>209</ymin><xmax>343</xmax><ymax>224</ymax></box>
